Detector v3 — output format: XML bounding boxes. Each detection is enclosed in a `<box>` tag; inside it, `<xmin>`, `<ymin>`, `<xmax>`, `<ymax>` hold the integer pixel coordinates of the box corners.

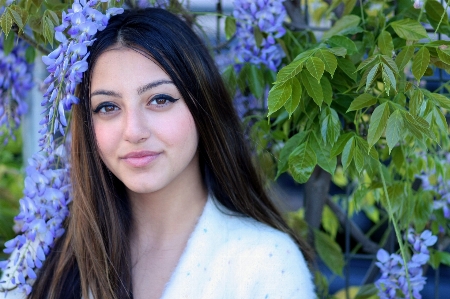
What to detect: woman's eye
<box><xmin>149</xmin><ymin>94</ymin><xmax>179</xmax><ymax>107</ymax></box>
<box><xmin>92</xmin><ymin>102</ymin><xmax>119</xmax><ymax>114</ymax></box>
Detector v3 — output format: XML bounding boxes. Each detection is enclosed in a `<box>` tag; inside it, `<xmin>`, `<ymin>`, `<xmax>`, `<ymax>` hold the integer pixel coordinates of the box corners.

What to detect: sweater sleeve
<box><xmin>232</xmin><ymin>231</ymin><xmax>316</xmax><ymax>299</ymax></box>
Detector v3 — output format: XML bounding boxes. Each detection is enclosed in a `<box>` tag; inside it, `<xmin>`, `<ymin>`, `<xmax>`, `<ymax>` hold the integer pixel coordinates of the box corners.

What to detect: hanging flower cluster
<box><xmin>0</xmin><ymin>35</ymin><xmax>33</xmax><ymax>144</ymax></box>
<box><xmin>417</xmin><ymin>154</ymin><xmax>450</xmax><ymax>221</ymax></box>
<box><xmin>137</xmin><ymin>0</ymin><xmax>169</xmax><ymax>8</ymax></box>
<box><xmin>232</xmin><ymin>0</ymin><xmax>286</xmax><ymax>71</ymax></box>
<box><xmin>0</xmin><ymin>0</ymin><xmax>123</xmax><ymax>294</ymax></box>
<box><xmin>375</xmin><ymin>229</ymin><xmax>437</xmax><ymax>299</ymax></box>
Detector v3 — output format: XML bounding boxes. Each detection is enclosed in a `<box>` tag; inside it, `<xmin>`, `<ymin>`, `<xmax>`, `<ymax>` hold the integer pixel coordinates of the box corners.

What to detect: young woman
<box><xmin>1</xmin><ymin>8</ymin><xmax>315</xmax><ymax>299</ymax></box>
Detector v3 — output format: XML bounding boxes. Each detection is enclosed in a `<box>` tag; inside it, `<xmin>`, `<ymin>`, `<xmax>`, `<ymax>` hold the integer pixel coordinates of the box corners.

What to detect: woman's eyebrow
<box><xmin>137</xmin><ymin>80</ymin><xmax>174</xmax><ymax>95</ymax></box>
<box><xmin>90</xmin><ymin>80</ymin><xmax>174</xmax><ymax>98</ymax></box>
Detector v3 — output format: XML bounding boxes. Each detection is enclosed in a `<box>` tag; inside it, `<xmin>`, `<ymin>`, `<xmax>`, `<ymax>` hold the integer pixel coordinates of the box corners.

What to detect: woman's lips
<box><xmin>121</xmin><ymin>151</ymin><xmax>160</xmax><ymax>167</ymax></box>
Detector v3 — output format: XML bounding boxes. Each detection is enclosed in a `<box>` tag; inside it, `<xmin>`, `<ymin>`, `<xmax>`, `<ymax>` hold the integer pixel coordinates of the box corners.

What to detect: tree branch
<box><xmin>12</xmin><ymin>25</ymin><xmax>51</xmax><ymax>55</ymax></box>
<box><xmin>326</xmin><ymin>196</ymin><xmax>380</xmax><ymax>254</ymax></box>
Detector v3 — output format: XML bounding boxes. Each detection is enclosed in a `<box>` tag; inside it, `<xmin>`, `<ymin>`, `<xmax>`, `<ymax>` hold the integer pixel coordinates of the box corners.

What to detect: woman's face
<box><xmin>90</xmin><ymin>48</ymin><xmax>200</xmax><ymax>196</ymax></box>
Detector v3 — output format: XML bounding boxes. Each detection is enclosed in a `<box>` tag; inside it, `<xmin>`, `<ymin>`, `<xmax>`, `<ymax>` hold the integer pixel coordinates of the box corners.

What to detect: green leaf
<box><xmin>221</xmin><ymin>65</ymin><xmax>237</xmax><ymax>98</ymax></box>
<box><xmin>354</xmin><ymin>144</ymin><xmax>364</xmax><ymax>173</ymax></box>
<box><xmin>311</xmin><ymin>133</ymin><xmax>337</xmax><ymax>175</ymax></box>
<box><xmin>248</xmin><ymin>64</ymin><xmax>264</xmax><ymax>99</ymax></box>
<box><xmin>321</xmin><ymin>77</ymin><xmax>333</xmax><ymax>106</ymax></box>
<box><xmin>356</xmin><ymin>55</ymin><xmax>378</xmax><ymax>72</ymax></box>
<box><xmin>306</xmin><ymin>57</ymin><xmax>325</xmax><ymax>81</ymax></box>
<box><xmin>323</xmin><ymin>15</ymin><xmax>361</xmax><ymax>39</ymax></box>
<box><xmin>430</xmin><ymin>92</ymin><xmax>450</xmax><ymax>110</ymax></box>
<box><xmin>225</xmin><ymin>16</ymin><xmax>236</xmax><ymax>39</ymax></box>
<box><xmin>410</xmin><ymin>89</ymin><xmax>424</xmax><ymax>116</ymax></box>
<box><xmin>276</xmin><ymin>132</ymin><xmax>308</xmax><ymax>178</ymax></box>
<box><xmin>268</xmin><ymin>81</ymin><xmax>292</xmax><ymax>116</ymax></box>
<box><xmin>391</xmin><ymin>146</ymin><xmax>404</xmax><ymax>168</ymax></box>
<box><xmin>328</xmin><ymin>35</ymin><xmax>358</xmax><ymax>55</ymax></box>
<box><xmin>0</xmin><ymin>10</ymin><xmax>13</xmax><ymax>37</ymax></box>
<box><xmin>300</xmin><ymin>71</ymin><xmax>323</xmax><ymax>107</ymax></box>
<box><xmin>395</xmin><ymin>45</ymin><xmax>414</xmax><ymax>71</ymax></box>
<box><xmin>348</xmin><ymin>93</ymin><xmax>377</xmax><ymax>112</ymax></box>
<box><xmin>378</xmin><ymin>30</ymin><xmax>394</xmax><ymax>56</ymax></box>
<box><xmin>322</xmin><ymin>205</ymin><xmax>339</xmax><ymax>238</ymax></box>
<box><xmin>437</xmin><ymin>48</ymin><xmax>450</xmax><ymax>65</ymax></box>
<box><xmin>315</xmin><ymin>49</ymin><xmax>337</xmax><ymax>77</ymax></box>
<box><xmin>42</xmin><ymin>16</ymin><xmax>54</xmax><ymax>46</ymax></box>
<box><xmin>276</xmin><ymin>59</ymin><xmax>304</xmax><ymax>84</ymax></box>
<box><xmin>381</xmin><ymin>55</ymin><xmax>399</xmax><ymax>74</ymax></box>
<box><xmin>321</xmin><ymin>108</ymin><xmax>340</xmax><ymax>145</ymax></box>
<box><xmin>288</xmin><ymin>141</ymin><xmax>317</xmax><ymax>183</ymax></box>
<box><xmin>386</xmin><ymin>110</ymin><xmax>404</xmax><ymax>152</ymax></box>
<box><xmin>7</xmin><ymin>7</ymin><xmax>23</xmax><ymax>30</ymax></box>
<box><xmin>403</xmin><ymin>112</ymin><xmax>431</xmax><ymax>140</ymax></box>
<box><xmin>390</xmin><ymin>19</ymin><xmax>428</xmax><ymax>40</ymax></box>
<box><xmin>2</xmin><ymin>30</ymin><xmax>15</xmax><ymax>55</ymax></box>
<box><xmin>284</xmin><ymin>77</ymin><xmax>302</xmax><ymax>117</ymax></box>
<box><xmin>425</xmin><ymin>0</ymin><xmax>448</xmax><ymax>31</ymax></box>
<box><xmin>382</xmin><ymin>63</ymin><xmax>397</xmax><ymax>93</ymax></box>
<box><xmin>331</xmin><ymin>132</ymin><xmax>354</xmax><ymax>157</ymax></box>
<box><xmin>314</xmin><ymin>229</ymin><xmax>345</xmax><ymax>276</ymax></box>
<box><xmin>355</xmin><ymin>284</ymin><xmax>378</xmax><ymax>299</ymax></box>
<box><xmin>355</xmin><ymin>136</ymin><xmax>379</xmax><ymax>159</ymax></box>
<box><xmin>412</xmin><ymin>47</ymin><xmax>430</xmax><ymax>81</ymax></box>
<box><xmin>438</xmin><ymin>251</ymin><xmax>450</xmax><ymax>267</ymax></box>
<box><xmin>365</xmin><ymin>63</ymin><xmax>380</xmax><ymax>92</ymax></box>
<box><xmin>341</xmin><ymin>137</ymin><xmax>355</xmax><ymax>170</ymax></box>
<box><xmin>25</xmin><ymin>46</ymin><xmax>36</xmax><ymax>63</ymax></box>
<box><xmin>328</xmin><ymin>47</ymin><xmax>347</xmax><ymax>57</ymax></box>
<box><xmin>337</xmin><ymin>57</ymin><xmax>357</xmax><ymax>81</ymax></box>
<box><xmin>253</xmin><ymin>25</ymin><xmax>263</xmax><ymax>47</ymax></box>
<box><xmin>368</xmin><ymin>102</ymin><xmax>390</xmax><ymax>147</ymax></box>
<box><xmin>433</xmin><ymin>107</ymin><xmax>448</xmax><ymax>134</ymax></box>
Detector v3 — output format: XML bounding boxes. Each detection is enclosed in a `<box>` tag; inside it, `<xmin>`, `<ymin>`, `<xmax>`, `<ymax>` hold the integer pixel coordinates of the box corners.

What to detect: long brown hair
<box><xmin>29</xmin><ymin>8</ymin><xmax>312</xmax><ymax>299</ymax></box>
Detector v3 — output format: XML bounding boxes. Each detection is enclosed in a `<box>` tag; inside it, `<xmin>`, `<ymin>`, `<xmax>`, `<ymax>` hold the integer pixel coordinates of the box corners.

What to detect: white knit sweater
<box><xmin>1</xmin><ymin>197</ymin><xmax>316</xmax><ymax>298</ymax></box>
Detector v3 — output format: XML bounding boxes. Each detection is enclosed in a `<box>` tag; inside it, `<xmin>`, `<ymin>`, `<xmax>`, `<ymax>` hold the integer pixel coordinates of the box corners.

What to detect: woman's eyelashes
<box><xmin>92</xmin><ymin>102</ymin><xmax>119</xmax><ymax>114</ymax></box>
<box><xmin>92</xmin><ymin>95</ymin><xmax>179</xmax><ymax>115</ymax></box>
<box><xmin>148</xmin><ymin>94</ymin><xmax>179</xmax><ymax>107</ymax></box>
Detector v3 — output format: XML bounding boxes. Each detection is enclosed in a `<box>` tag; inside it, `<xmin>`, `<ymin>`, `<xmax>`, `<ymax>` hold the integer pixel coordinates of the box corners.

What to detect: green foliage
<box><xmin>231</xmin><ymin>0</ymin><xmax>450</xmax><ymax>287</ymax></box>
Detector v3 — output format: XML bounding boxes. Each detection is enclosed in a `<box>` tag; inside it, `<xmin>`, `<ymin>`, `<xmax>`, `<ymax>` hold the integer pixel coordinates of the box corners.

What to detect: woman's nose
<box><xmin>123</xmin><ymin>107</ymin><xmax>151</xmax><ymax>144</ymax></box>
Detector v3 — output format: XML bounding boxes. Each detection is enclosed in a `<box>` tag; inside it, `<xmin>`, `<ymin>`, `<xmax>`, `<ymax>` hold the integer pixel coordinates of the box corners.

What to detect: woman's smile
<box><xmin>120</xmin><ymin>150</ymin><xmax>161</xmax><ymax>168</ymax></box>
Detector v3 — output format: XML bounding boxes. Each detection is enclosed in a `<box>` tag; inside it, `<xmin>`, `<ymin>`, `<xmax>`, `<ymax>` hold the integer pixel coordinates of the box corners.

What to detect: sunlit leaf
<box><xmin>276</xmin><ymin>59</ymin><xmax>304</xmax><ymax>84</ymax></box>
<box><xmin>412</xmin><ymin>47</ymin><xmax>430</xmax><ymax>81</ymax></box>
<box><xmin>225</xmin><ymin>16</ymin><xmax>236</xmax><ymax>39</ymax></box>
<box><xmin>284</xmin><ymin>77</ymin><xmax>302</xmax><ymax>117</ymax></box>
<box><xmin>289</xmin><ymin>141</ymin><xmax>317</xmax><ymax>183</ymax></box>
<box><xmin>300</xmin><ymin>71</ymin><xmax>323</xmax><ymax>106</ymax></box>
<box><xmin>368</xmin><ymin>102</ymin><xmax>390</xmax><ymax>147</ymax></box>
<box><xmin>328</xmin><ymin>35</ymin><xmax>358</xmax><ymax>55</ymax></box>
<box><xmin>395</xmin><ymin>45</ymin><xmax>414</xmax><ymax>71</ymax></box>
<box><xmin>276</xmin><ymin>131</ymin><xmax>308</xmax><ymax>178</ymax></box>
<box><xmin>347</xmin><ymin>93</ymin><xmax>377</xmax><ymax>111</ymax></box>
<box><xmin>331</xmin><ymin>132</ymin><xmax>354</xmax><ymax>157</ymax></box>
<box><xmin>311</xmin><ymin>133</ymin><xmax>337</xmax><ymax>175</ymax></box>
<box><xmin>315</xmin><ymin>49</ymin><xmax>337</xmax><ymax>77</ymax></box>
<box><xmin>378</xmin><ymin>31</ymin><xmax>394</xmax><ymax>56</ymax></box>
<box><xmin>391</xmin><ymin>19</ymin><xmax>428</xmax><ymax>40</ymax></box>
<box><xmin>323</xmin><ymin>15</ymin><xmax>361</xmax><ymax>39</ymax></box>
<box><xmin>365</xmin><ymin>63</ymin><xmax>380</xmax><ymax>92</ymax></box>
<box><xmin>268</xmin><ymin>81</ymin><xmax>292</xmax><ymax>116</ymax></box>
<box><xmin>0</xmin><ymin>9</ymin><xmax>13</xmax><ymax>37</ymax></box>
<box><xmin>386</xmin><ymin>110</ymin><xmax>404</xmax><ymax>152</ymax></box>
<box><xmin>356</xmin><ymin>55</ymin><xmax>378</xmax><ymax>72</ymax></box>
<box><xmin>341</xmin><ymin>137</ymin><xmax>355</xmax><ymax>170</ymax></box>
<box><xmin>306</xmin><ymin>57</ymin><xmax>325</xmax><ymax>82</ymax></box>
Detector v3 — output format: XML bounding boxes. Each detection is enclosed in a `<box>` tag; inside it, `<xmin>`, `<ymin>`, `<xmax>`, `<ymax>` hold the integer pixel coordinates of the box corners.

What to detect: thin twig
<box><xmin>12</xmin><ymin>25</ymin><xmax>51</xmax><ymax>55</ymax></box>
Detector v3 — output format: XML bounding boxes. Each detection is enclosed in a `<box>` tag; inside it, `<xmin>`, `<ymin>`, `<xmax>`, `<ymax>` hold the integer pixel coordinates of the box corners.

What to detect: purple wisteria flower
<box><xmin>375</xmin><ymin>229</ymin><xmax>437</xmax><ymax>299</ymax></box>
<box><xmin>232</xmin><ymin>0</ymin><xmax>286</xmax><ymax>71</ymax></box>
<box><xmin>417</xmin><ymin>153</ymin><xmax>450</xmax><ymax>221</ymax></box>
<box><xmin>0</xmin><ymin>0</ymin><xmax>123</xmax><ymax>294</ymax></box>
<box><xmin>136</xmin><ymin>0</ymin><xmax>169</xmax><ymax>9</ymax></box>
<box><xmin>0</xmin><ymin>36</ymin><xmax>33</xmax><ymax>144</ymax></box>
